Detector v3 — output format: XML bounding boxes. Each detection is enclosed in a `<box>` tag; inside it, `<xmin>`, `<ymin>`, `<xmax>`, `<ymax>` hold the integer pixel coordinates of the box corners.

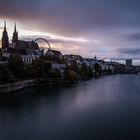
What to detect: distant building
<box><xmin>126</xmin><ymin>59</ymin><xmax>132</xmax><ymax>66</ymax></box>
<box><xmin>63</xmin><ymin>54</ymin><xmax>83</xmax><ymax>62</ymax></box>
<box><xmin>125</xmin><ymin>59</ymin><xmax>137</xmax><ymax>73</ymax></box>
<box><xmin>1</xmin><ymin>21</ymin><xmax>39</xmax><ymax>52</ymax></box>
<box><xmin>22</xmin><ymin>55</ymin><xmax>39</xmax><ymax>64</ymax></box>
<box><xmin>45</xmin><ymin>48</ymin><xmax>62</xmax><ymax>60</ymax></box>
<box><xmin>18</xmin><ymin>40</ymin><xmax>39</xmax><ymax>54</ymax></box>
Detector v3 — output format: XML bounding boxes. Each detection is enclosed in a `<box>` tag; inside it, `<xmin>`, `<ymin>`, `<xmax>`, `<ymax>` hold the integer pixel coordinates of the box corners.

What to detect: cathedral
<box><xmin>1</xmin><ymin>21</ymin><xmax>39</xmax><ymax>55</ymax></box>
<box><xmin>0</xmin><ymin>21</ymin><xmax>42</xmax><ymax>64</ymax></box>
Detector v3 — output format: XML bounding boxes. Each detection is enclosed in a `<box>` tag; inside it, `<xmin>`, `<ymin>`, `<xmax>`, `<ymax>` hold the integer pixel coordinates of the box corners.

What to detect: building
<box><xmin>1</xmin><ymin>21</ymin><xmax>41</xmax><ymax>64</ymax></box>
<box><xmin>45</xmin><ymin>48</ymin><xmax>62</xmax><ymax>61</ymax></box>
<box><xmin>126</xmin><ymin>59</ymin><xmax>132</xmax><ymax>66</ymax></box>
<box><xmin>18</xmin><ymin>40</ymin><xmax>39</xmax><ymax>54</ymax></box>
<box><xmin>1</xmin><ymin>21</ymin><xmax>40</xmax><ymax>52</ymax></box>
<box><xmin>22</xmin><ymin>55</ymin><xmax>39</xmax><ymax>64</ymax></box>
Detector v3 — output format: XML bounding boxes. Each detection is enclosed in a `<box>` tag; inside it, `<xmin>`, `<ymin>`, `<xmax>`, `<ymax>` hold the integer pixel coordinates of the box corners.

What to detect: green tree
<box><xmin>8</xmin><ymin>54</ymin><xmax>24</xmax><ymax>79</ymax></box>
<box><xmin>88</xmin><ymin>66</ymin><xmax>94</xmax><ymax>78</ymax></box>
<box><xmin>0</xmin><ymin>65</ymin><xmax>15</xmax><ymax>84</ymax></box>
<box><xmin>70</xmin><ymin>60</ymin><xmax>80</xmax><ymax>73</ymax></box>
<box><xmin>94</xmin><ymin>62</ymin><xmax>102</xmax><ymax>76</ymax></box>
<box><xmin>80</xmin><ymin>63</ymin><xmax>88</xmax><ymax>78</ymax></box>
<box><xmin>33</xmin><ymin>59</ymin><xmax>45</xmax><ymax>81</ymax></box>
<box><xmin>24</xmin><ymin>64</ymin><xmax>35</xmax><ymax>79</ymax></box>
<box><xmin>33</xmin><ymin>58</ymin><xmax>52</xmax><ymax>81</ymax></box>
<box><xmin>65</xmin><ymin>68</ymin><xmax>77</xmax><ymax>82</ymax></box>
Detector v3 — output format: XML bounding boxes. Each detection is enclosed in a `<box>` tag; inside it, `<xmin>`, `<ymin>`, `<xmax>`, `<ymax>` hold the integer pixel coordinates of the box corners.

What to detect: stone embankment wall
<box><xmin>0</xmin><ymin>80</ymin><xmax>36</xmax><ymax>94</ymax></box>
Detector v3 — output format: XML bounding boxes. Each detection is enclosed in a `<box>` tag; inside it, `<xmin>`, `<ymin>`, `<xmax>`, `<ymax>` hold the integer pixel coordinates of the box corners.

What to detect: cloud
<box><xmin>117</xmin><ymin>47</ymin><xmax>140</xmax><ymax>55</ymax></box>
<box><xmin>0</xmin><ymin>0</ymin><xmax>140</xmax><ymax>58</ymax></box>
<box><xmin>20</xmin><ymin>34</ymin><xmax>88</xmax><ymax>55</ymax></box>
<box><xmin>0</xmin><ymin>0</ymin><xmax>140</xmax><ymax>36</ymax></box>
<box><xmin>21</xmin><ymin>35</ymin><xmax>87</xmax><ymax>44</ymax></box>
<box><xmin>118</xmin><ymin>32</ymin><xmax>140</xmax><ymax>42</ymax></box>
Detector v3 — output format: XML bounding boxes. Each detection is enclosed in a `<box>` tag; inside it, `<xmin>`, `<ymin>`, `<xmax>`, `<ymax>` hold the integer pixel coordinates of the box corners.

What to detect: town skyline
<box><xmin>1</xmin><ymin>20</ymin><xmax>140</xmax><ymax>65</ymax></box>
<box><xmin>0</xmin><ymin>20</ymin><xmax>139</xmax><ymax>58</ymax></box>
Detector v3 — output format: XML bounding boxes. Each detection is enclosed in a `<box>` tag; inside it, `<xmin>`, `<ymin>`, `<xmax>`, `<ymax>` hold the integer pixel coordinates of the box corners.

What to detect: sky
<box><xmin>0</xmin><ymin>0</ymin><xmax>140</xmax><ymax>61</ymax></box>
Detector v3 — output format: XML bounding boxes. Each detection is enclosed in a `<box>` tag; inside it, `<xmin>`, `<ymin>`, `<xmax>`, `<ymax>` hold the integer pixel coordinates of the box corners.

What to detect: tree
<box><xmin>8</xmin><ymin>54</ymin><xmax>24</xmax><ymax>79</ymax></box>
<box><xmin>88</xmin><ymin>66</ymin><xmax>94</xmax><ymax>78</ymax></box>
<box><xmin>94</xmin><ymin>62</ymin><xmax>102</xmax><ymax>76</ymax></box>
<box><xmin>65</xmin><ymin>68</ymin><xmax>77</xmax><ymax>82</ymax></box>
<box><xmin>48</xmin><ymin>69</ymin><xmax>61</xmax><ymax>80</ymax></box>
<box><xmin>0</xmin><ymin>65</ymin><xmax>15</xmax><ymax>84</ymax></box>
<box><xmin>80</xmin><ymin>63</ymin><xmax>88</xmax><ymax>78</ymax></box>
<box><xmin>32</xmin><ymin>58</ymin><xmax>45</xmax><ymax>81</ymax></box>
<box><xmin>24</xmin><ymin>64</ymin><xmax>35</xmax><ymax>79</ymax></box>
<box><xmin>32</xmin><ymin>58</ymin><xmax>51</xmax><ymax>81</ymax></box>
<box><xmin>70</xmin><ymin>60</ymin><xmax>80</xmax><ymax>73</ymax></box>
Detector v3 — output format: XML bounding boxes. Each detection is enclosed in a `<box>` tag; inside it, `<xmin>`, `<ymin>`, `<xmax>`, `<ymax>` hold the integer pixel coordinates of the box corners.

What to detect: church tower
<box><xmin>2</xmin><ymin>21</ymin><xmax>9</xmax><ymax>49</ymax></box>
<box><xmin>94</xmin><ymin>55</ymin><xmax>97</xmax><ymax>62</ymax></box>
<box><xmin>12</xmin><ymin>23</ymin><xmax>18</xmax><ymax>47</ymax></box>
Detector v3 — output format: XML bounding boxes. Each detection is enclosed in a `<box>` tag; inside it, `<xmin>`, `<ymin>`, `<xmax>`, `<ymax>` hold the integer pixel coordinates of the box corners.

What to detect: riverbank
<box><xmin>0</xmin><ymin>79</ymin><xmax>74</xmax><ymax>95</ymax></box>
<box><xmin>0</xmin><ymin>73</ymin><xmax>138</xmax><ymax>95</ymax></box>
<box><xmin>0</xmin><ymin>79</ymin><xmax>37</xmax><ymax>95</ymax></box>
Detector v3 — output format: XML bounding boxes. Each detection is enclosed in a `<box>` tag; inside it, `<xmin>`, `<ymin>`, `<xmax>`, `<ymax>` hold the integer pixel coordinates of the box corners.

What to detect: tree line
<box><xmin>0</xmin><ymin>54</ymin><xmax>102</xmax><ymax>85</ymax></box>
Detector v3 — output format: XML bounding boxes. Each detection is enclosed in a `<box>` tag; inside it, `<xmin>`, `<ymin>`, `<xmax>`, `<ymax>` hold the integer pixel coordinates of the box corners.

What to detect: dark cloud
<box><xmin>119</xmin><ymin>32</ymin><xmax>140</xmax><ymax>42</ymax></box>
<box><xmin>117</xmin><ymin>47</ymin><xmax>140</xmax><ymax>55</ymax></box>
<box><xmin>1</xmin><ymin>0</ymin><xmax>140</xmax><ymax>58</ymax></box>
<box><xmin>0</xmin><ymin>0</ymin><xmax>140</xmax><ymax>36</ymax></box>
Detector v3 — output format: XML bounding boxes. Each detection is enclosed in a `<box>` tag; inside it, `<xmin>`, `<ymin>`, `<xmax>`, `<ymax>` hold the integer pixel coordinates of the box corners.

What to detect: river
<box><xmin>0</xmin><ymin>75</ymin><xmax>140</xmax><ymax>140</ymax></box>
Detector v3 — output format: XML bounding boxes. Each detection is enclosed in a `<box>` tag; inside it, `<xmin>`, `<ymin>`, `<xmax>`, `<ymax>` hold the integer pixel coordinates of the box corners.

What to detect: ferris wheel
<box><xmin>35</xmin><ymin>38</ymin><xmax>51</xmax><ymax>52</ymax></box>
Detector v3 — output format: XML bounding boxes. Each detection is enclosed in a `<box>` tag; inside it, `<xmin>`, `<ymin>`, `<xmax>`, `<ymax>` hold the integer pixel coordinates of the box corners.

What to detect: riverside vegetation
<box><xmin>0</xmin><ymin>54</ymin><xmax>102</xmax><ymax>85</ymax></box>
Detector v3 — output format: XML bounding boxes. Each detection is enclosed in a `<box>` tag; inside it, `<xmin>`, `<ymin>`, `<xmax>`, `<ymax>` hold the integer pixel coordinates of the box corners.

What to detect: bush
<box><xmin>0</xmin><ymin>65</ymin><xmax>15</xmax><ymax>84</ymax></box>
<box><xmin>8</xmin><ymin>54</ymin><xmax>24</xmax><ymax>78</ymax></box>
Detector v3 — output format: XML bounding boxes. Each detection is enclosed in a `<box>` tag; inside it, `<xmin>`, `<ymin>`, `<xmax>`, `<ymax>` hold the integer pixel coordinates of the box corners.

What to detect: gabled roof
<box><xmin>46</xmin><ymin>49</ymin><xmax>62</xmax><ymax>56</ymax></box>
<box><xmin>51</xmin><ymin>50</ymin><xmax>62</xmax><ymax>55</ymax></box>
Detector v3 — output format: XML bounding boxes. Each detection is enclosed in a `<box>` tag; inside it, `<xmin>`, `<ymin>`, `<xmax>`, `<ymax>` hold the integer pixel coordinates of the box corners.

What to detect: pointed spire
<box><xmin>14</xmin><ymin>22</ymin><xmax>17</xmax><ymax>32</ymax></box>
<box><xmin>12</xmin><ymin>22</ymin><xmax>18</xmax><ymax>47</ymax></box>
<box><xmin>2</xmin><ymin>20</ymin><xmax>9</xmax><ymax>49</ymax></box>
<box><xmin>4</xmin><ymin>20</ymin><xmax>6</xmax><ymax>31</ymax></box>
<box><xmin>94</xmin><ymin>55</ymin><xmax>97</xmax><ymax>60</ymax></box>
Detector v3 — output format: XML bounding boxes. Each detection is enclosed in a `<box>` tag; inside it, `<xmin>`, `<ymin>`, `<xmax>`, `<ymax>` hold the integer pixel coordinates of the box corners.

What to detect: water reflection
<box><xmin>0</xmin><ymin>75</ymin><xmax>140</xmax><ymax>140</ymax></box>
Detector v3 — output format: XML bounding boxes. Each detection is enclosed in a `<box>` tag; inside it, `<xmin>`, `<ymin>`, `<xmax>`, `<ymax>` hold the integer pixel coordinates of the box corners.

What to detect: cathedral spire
<box><xmin>4</xmin><ymin>20</ymin><xmax>6</xmax><ymax>31</ymax></box>
<box><xmin>12</xmin><ymin>22</ymin><xmax>18</xmax><ymax>47</ymax></box>
<box><xmin>94</xmin><ymin>55</ymin><xmax>97</xmax><ymax>60</ymax></box>
<box><xmin>2</xmin><ymin>21</ymin><xmax>9</xmax><ymax>49</ymax></box>
<box><xmin>14</xmin><ymin>23</ymin><xmax>17</xmax><ymax>33</ymax></box>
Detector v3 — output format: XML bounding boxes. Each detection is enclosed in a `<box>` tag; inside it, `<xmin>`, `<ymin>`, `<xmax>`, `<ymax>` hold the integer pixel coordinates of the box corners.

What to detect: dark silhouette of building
<box><xmin>1</xmin><ymin>21</ymin><xmax>42</xmax><ymax>62</ymax></box>
<box><xmin>126</xmin><ymin>59</ymin><xmax>132</xmax><ymax>66</ymax></box>
<box><xmin>45</xmin><ymin>49</ymin><xmax>62</xmax><ymax>58</ymax></box>
<box><xmin>12</xmin><ymin>23</ymin><xmax>18</xmax><ymax>48</ymax></box>
<box><xmin>2</xmin><ymin>21</ymin><xmax>9</xmax><ymax>50</ymax></box>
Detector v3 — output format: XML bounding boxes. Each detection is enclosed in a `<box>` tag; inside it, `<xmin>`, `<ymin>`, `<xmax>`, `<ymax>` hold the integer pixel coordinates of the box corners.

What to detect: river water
<box><xmin>0</xmin><ymin>75</ymin><xmax>140</xmax><ymax>140</ymax></box>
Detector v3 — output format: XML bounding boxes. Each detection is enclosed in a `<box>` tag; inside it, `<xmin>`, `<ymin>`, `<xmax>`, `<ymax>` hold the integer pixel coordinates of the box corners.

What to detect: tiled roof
<box><xmin>50</xmin><ymin>49</ymin><xmax>62</xmax><ymax>56</ymax></box>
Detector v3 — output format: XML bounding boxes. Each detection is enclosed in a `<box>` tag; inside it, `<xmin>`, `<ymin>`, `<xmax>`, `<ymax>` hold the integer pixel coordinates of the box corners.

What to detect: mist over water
<box><xmin>0</xmin><ymin>75</ymin><xmax>140</xmax><ymax>140</ymax></box>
